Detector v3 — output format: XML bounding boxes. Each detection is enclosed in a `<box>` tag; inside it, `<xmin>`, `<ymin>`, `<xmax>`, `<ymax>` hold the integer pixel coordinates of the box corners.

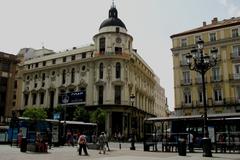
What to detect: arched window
<box><xmin>99</xmin><ymin>63</ymin><xmax>104</xmax><ymax>79</ymax></box>
<box><xmin>99</xmin><ymin>37</ymin><xmax>105</xmax><ymax>53</ymax></box>
<box><xmin>116</xmin><ymin>62</ymin><xmax>121</xmax><ymax>79</ymax></box>
<box><xmin>62</xmin><ymin>69</ymin><xmax>66</xmax><ymax>84</ymax></box>
<box><xmin>71</xmin><ymin>68</ymin><xmax>75</xmax><ymax>83</ymax></box>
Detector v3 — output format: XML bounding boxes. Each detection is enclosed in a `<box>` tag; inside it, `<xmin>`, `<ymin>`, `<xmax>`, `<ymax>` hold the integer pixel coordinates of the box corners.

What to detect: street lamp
<box><xmin>186</xmin><ymin>38</ymin><xmax>217</xmax><ymax>157</ymax></box>
<box><xmin>129</xmin><ymin>94</ymin><xmax>136</xmax><ymax>150</ymax></box>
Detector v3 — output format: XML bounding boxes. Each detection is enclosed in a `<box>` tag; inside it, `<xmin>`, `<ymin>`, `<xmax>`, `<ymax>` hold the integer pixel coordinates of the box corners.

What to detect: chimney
<box><xmin>212</xmin><ymin>17</ymin><xmax>218</xmax><ymax>24</ymax></box>
<box><xmin>203</xmin><ymin>21</ymin><xmax>207</xmax><ymax>26</ymax></box>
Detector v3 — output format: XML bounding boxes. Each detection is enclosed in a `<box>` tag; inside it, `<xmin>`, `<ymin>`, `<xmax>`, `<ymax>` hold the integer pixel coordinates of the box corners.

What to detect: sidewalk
<box><xmin>0</xmin><ymin>144</ymin><xmax>239</xmax><ymax>160</ymax></box>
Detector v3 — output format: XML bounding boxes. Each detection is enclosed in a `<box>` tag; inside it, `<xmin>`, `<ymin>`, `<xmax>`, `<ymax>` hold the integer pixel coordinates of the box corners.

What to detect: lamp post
<box><xmin>130</xmin><ymin>94</ymin><xmax>136</xmax><ymax>150</ymax></box>
<box><xmin>186</xmin><ymin>38</ymin><xmax>217</xmax><ymax>157</ymax></box>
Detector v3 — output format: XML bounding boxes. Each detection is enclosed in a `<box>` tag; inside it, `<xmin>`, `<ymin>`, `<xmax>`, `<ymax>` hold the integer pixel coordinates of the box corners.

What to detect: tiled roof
<box><xmin>171</xmin><ymin>17</ymin><xmax>240</xmax><ymax>38</ymax></box>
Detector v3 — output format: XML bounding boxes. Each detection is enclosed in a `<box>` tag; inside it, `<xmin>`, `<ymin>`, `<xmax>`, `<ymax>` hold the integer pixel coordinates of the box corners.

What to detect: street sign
<box><xmin>62</xmin><ymin>95</ymin><xmax>69</xmax><ymax>104</ymax></box>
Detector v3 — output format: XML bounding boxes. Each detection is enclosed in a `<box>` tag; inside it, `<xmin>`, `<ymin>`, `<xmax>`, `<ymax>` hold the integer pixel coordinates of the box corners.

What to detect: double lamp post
<box><xmin>186</xmin><ymin>38</ymin><xmax>218</xmax><ymax>157</ymax></box>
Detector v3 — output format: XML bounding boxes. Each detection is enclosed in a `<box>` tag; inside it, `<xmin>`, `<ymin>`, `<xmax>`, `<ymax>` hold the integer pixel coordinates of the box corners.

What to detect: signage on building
<box><xmin>59</xmin><ymin>91</ymin><xmax>86</xmax><ymax>104</ymax></box>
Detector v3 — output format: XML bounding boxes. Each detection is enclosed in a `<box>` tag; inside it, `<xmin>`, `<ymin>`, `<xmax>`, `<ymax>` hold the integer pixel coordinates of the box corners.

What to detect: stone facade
<box><xmin>15</xmin><ymin>5</ymin><xmax>167</xmax><ymax>139</ymax></box>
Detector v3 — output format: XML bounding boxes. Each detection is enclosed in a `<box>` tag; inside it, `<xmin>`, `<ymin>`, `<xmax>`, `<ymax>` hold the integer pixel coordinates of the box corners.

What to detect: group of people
<box><xmin>77</xmin><ymin>131</ymin><xmax>110</xmax><ymax>156</ymax></box>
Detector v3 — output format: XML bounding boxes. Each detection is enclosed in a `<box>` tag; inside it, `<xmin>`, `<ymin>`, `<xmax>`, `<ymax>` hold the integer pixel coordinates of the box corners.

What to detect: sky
<box><xmin>1</xmin><ymin>0</ymin><xmax>240</xmax><ymax>111</ymax></box>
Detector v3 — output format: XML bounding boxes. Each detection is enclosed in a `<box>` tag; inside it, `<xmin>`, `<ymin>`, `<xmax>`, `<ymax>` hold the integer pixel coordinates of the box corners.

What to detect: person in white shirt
<box><xmin>187</xmin><ymin>133</ymin><xmax>194</xmax><ymax>152</ymax></box>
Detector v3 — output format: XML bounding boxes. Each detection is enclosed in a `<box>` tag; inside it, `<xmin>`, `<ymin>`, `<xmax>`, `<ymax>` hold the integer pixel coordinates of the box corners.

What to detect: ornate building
<box><xmin>0</xmin><ymin>52</ymin><xmax>18</xmax><ymax>122</ymax></box>
<box><xmin>16</xmin><ymin>4</ymin><xmax>167</xmax><ymax>138</ymax></box>
<box><xmin>171</xmin><ymin>17</ymin><xmax>240</xmax><ymax>116</ymax></box>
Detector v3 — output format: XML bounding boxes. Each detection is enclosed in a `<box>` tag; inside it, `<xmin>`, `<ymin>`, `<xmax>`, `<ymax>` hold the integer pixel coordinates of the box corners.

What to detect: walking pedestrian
<box><xmin>78</xmin><ymin>133</ymin><xmax>88</xmax><ymax>156</ymax></box>
<box><xmin>98</xmin><ymin>132</ymin><xmax>106</xmax><ymax>154</ymax></box>
<box><xmin>104</xmin><ymin>132</ymin><xmax>110</xmax><ymax>151</ymax></box>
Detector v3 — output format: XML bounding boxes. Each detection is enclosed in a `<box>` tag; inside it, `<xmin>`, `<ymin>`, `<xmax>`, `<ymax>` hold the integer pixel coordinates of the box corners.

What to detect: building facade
<box><xmin>0</xmin><ymin>52</ymin><xmax>18</xmax><ymax>122</ymax></box>
<box><xmin>171</xmin><ymin>17</ymin><xmax>240</xmax><ymax>116</ymax></box>
<box><xmin>16</xmin><ymin>5</ymin><xmax>167</xmax><ymax>139</ymax></box>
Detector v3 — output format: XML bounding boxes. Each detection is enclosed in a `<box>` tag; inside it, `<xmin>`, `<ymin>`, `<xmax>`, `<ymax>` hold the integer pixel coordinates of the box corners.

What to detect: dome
<box><xmin>99</xmin><ymin>6</ymin><xmax>127</xmax><ymax>30</ymax></box>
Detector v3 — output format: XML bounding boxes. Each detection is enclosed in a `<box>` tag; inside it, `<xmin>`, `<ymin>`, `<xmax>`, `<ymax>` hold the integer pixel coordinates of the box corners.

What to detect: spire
<box><xmin>109</xmin><ymin>1</ymin><xmax>118</xmax><ymax>18</ymax></box>
<box><xmin>112</xmin><ymin>0</ymin><xmax>115</xmax><ymax>8</ymax></box>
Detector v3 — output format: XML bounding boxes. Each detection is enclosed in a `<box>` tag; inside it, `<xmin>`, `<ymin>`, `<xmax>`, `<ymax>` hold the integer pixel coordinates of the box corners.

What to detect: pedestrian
<box><xmin>98</xmin><ymin>132</ymin><xmax>106</xmax><ymax>154</ymax></box>
<box><xmin>17</xmin><ymin>129</ymin><xmax>23</xmax><ymax>147</ymax></box>
<box><xmin>104</xmin><ymin>132</ymin><xmax>110</xmax><ymax>151</ymax></box>
<box><xmin>78</xmin><ymin>133</ymin><xmax>88</xmax><ymax>156</ymax></box>
<box><xmin>46</xmin><ymin>128</ymin><xmax>52</xmax><ymax>149</ymax></box>
<box><xmin>187</xmin><ymin>132</ymin><xmax>194</xmax><ymax>152</ymax></box>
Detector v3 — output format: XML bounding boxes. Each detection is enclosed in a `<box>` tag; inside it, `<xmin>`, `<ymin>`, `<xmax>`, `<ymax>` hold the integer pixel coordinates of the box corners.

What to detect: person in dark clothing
<box><xmin>46</xmin><ymin>128</ymin><xmax>52</xmax><ymax>149</ymax></box>
<box><xmin>78</xmin><ymin>133</ymin><xmax>88</xmax><ymax>156</ymax></box>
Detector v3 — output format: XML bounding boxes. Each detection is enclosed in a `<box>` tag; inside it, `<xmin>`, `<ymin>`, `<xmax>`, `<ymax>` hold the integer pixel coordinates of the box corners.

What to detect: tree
<box><xmin>22</xmin><ymin>107</ymin><xmax>47</xmax><ymax>120</ymax></box>
<box><xmin>73</xmin><ymin>106</ymin><xmax>89</xmax><ymax>122</ymax></box>
<box><xmin>90</xmin><ymin>108</ymin><xmax>106</xmax><ymax>132</ymax></box>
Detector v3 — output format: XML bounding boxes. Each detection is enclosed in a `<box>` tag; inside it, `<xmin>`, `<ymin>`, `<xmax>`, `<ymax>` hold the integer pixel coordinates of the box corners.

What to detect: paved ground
<box><xmin>0</xmin><ymin>143</ymin><xmax>239</xmax><ymax>160</ymax></box>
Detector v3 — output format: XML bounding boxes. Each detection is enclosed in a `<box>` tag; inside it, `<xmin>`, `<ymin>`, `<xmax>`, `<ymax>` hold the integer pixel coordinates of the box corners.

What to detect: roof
<box><xmin>171</xmin><ymin>17</ymin><xmax>240</xmax><ymax>38</ymax></box>
<box><xmin>99</xmin><ymin>6</ymin><xmax>126</xmax><ymax>30</ymax></box>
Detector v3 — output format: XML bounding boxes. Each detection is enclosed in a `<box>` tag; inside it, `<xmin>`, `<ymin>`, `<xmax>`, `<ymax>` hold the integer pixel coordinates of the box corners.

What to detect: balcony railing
<box><xmin>180</xmin><ymin>60</ymin><xmax>188</xmax><ymax>66</ymax></box>
<box><xmin>229</xmin><ymin>74</ymin><xmax>240</xmax><ymax>80</ymax></box>
<box><xmin>180</xmin><ymin>79</ymin><xmax>192</xmax><ymax>85</ymax></box>
<box><xmin>95</xmin><ymin>52</ymin><xmax>129</xmax><ymax>57</ymax></box>
<box><xmin>210</xmin><ymin>75</ymin><xmax>222</xmax><ymax>82</ymax></box>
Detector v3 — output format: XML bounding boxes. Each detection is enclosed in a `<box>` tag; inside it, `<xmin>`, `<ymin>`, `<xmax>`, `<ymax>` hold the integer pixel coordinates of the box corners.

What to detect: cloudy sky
<box><xmin>1</xmin><ymin>0</ymin><xmax>240</xmax><ymax>111</ymax></box>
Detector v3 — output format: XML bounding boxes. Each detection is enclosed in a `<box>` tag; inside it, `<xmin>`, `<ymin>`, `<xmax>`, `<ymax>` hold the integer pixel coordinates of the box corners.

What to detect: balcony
<box><xmin>231</xmin><ymin>53</ymin><xmax>240</xmax><ymax>62</ymax></box>
<box><xmin>181</xmin><ymin>102</ymin><xmax>193</xmax><ymax>108</ymax></box>
<box><xmin>95</xmin><ymin>52</ymin><xmax>129</xmax><ymax>58</ymax></box>
<box><xmin>210</xmin><ymin>75</ymin><xmax>222</xmax><ymax>82</ymax></box>
<box><xmin>180</xmin><ymin>79</ymin><xmax>192</xmax><ymax>86</ymax></box>
<box><xmin>229</xmin><ymin>74</ymin><xmax>240</xmax><ymax>81</ymax></box>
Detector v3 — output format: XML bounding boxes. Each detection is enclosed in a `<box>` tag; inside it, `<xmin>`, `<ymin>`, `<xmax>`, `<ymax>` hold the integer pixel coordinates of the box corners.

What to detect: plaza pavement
<box><xmin>0</xmin><ymin>142</ymin><xmax>239</xmax><ymax>160</ymax></box>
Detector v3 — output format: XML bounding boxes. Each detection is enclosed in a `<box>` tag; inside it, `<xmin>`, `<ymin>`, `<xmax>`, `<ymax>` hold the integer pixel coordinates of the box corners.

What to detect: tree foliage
<box><xmin>22</xmin><ymin>107</ymin><xmax>47</xmax><ymax>120</ymax></box>
<box><xmin>73</xmin><ymin>106</ymin><xmax>89</xmax><ymax>122</ymax></box>
<box><xmin>90</xmin><ymin>108</ymin><xmax>106</xmax><ymax>126</ymax></box>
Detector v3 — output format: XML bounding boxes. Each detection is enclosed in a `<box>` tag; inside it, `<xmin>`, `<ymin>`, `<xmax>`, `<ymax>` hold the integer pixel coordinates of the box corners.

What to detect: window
<box><xmin>199</xmin><ymin>90</ymin><xmax>203</xmax><ymax>103</ymax></box>
<box><xmin>181</xmin><ymin>38</ymin><xmax>187</xmax><ymax>47</ymax></box>
<box><xmin>71</xmin><ymin>55</ymin><xmax>75</xmax><ymax>61</ymax></box>
<box><xmin>99</xmin><ymin>63</ymin><xmax>103</xmax><ymax>79</ymax></box>
<box><xmin>184</xmin><ymin>91</ymin><xmax>191</xmax><ymax>104</ymax></box>
<box><xmin>24</xmin><ymin>94</ymin><xmax>29</xmax><ymax>106</ymax></box>
<box><xmin>116</xmin><ymin>62</ymin><xmax>121</xmax><ymax>79</ymax></box>
<box><xmin>115</xmin><ymin>86</ymin><xmax>121</xmax><ymax>104</ymax></box>
<box><xmin>14</xmin><ymin>80</ymin><xmax>17</xmax><ymax>89</ymax></box>
<box><xmin>233</xmin><ymin>45</ymin><xmax>240</xmax><ymax>57</ymax></box>
<box><xmin>99</xmin><ymin>37</ymin><xmax>105</xmax><ymax>53</ymax></box>
<box><xmin>82</xmin><ymin>53</ymin><xmax>86</xmax><ymax>59</ymax></box>
<box><xmin>52</xmin><ymin>59</ymin><xmax>56</xmax><ymax>64</ymax></box>
<box><xmin>43</xmin><ymin>61</ymin><xmax>46</xmax><ymax>66</ymax></box>
<box><xmin>98</xmin><ymin>86</ymin><xmax>104</xmax><ymax>105</ymax></box>
<box><xmin>71</xmin><ymin>68</ymin><xmax>75</xmax><ymax>83</ymax></box>
<box><xmin>234</xmin><ymin>64</ymin><xmax>240</xmax><ymax>79</ymax></box>
<box><xmin>209</xmin><ymin>33</ymin><xmax>216</xmax><ymax>41</ymax></box>
<box><xmin>40</xmin><ymin>92</ymin><xmax>44</xmax><ymax>104</ymax></box>
<box><xmin>214</xmin><ymin>89</ymin><xmax>222</xmax><ymax>101</ymax></box>
<box><xmin>35</xmin><ymin>63</ymin><xmax>38</xmax><ymax>68</ymax></box>
<box><xmin>1</xmin><ymin>62</ymin><xmax>10</xmax><ymax>71</ymax></box>
<box><xmin>62</xmin><ymin>69</ymin><xmax>66</xmax><ymax>84</ymax></box>
<box><xmin>115</xmin><ymin>47</ymin><xmax>122</xmax><ymax>54</ymax></box>
<box><xmin>183</xmin><ymin>71</ymin><xmax>191</xmax><ymax>84</ymax></box>
<box><xmin>32</xmin><ymin>93</ymin><xmax>37</xmax><ymax>105</ymax></box>
<box><xmin>236</xmin><ymin>87</ymin><xmax>240</xmax><ymax>101</ymax></box>
<box><xmin>28</xmin><ymin>65</ymin><xmax>30</xmax><ymax>69</ymax></box>
<box><xmin>232</xmin><ymin>28</ymin><xmax>239</xmax><ymax>38</ymax></box>
<box><xmin>63</xmin><ymin>57</ymin><xmax>66</xmax><ymax>62</ymax></box>
<box><xmin>116</xmin><ymin>27</ymin><xmax>119</xmax><ymax>33</ymax></box>
<box><xmin>42</xmin><ymin>73</ymin><xmax>45</xmax><ymax>81</ymax></box>
<box><xmin>212</xmin><ymin>67</ymin><xmax>220</xmax><ymax>81</ymax></box>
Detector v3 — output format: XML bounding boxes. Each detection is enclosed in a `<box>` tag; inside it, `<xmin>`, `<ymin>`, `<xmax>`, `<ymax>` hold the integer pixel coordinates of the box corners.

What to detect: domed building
<box><xmin>15</xmin><ymin>4</ymin><xmax>168</xmax><ymax>139</ymax></box>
